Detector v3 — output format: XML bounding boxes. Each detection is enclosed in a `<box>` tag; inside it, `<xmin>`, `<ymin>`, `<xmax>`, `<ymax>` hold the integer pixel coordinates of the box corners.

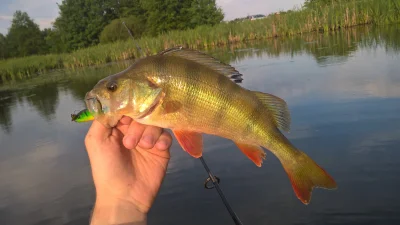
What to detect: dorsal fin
<box><xmin>253</xmin><ymin>91</ymin><xmax>291</xmax><ymax>132</ymax></box>
<box><xmin>159</xmin><ymin>46</ymin><xmax>243</xmax><ymax>83</ymax></box>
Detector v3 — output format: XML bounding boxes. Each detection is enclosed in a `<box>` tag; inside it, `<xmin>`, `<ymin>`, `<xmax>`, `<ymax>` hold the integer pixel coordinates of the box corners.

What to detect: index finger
<box><xmin>119</xmin><ymin>116</ymin><xmax>133</xmax><ymax>125</ymax></box>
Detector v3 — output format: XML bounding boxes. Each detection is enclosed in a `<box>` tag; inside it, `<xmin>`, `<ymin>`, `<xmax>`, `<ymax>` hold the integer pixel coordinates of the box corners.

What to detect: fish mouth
<box><xmin>85</xmin><ymin>92</ymin><xmax>103</xmax><ymax>115</ymax></box>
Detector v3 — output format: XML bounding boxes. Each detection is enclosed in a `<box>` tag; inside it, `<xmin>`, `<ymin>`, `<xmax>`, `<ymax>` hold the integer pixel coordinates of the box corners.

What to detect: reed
<box><xmin>1</xmin><ymin>0</ymin><xmax>399</xmax><ymax>82</ymax></box>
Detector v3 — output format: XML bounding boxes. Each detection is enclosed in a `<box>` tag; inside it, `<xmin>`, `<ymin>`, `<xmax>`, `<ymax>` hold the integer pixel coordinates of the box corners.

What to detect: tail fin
<box><xmin>281</xmin><ymin>151</ymin><xmax>337</xmax><ymax>204</ymax></box>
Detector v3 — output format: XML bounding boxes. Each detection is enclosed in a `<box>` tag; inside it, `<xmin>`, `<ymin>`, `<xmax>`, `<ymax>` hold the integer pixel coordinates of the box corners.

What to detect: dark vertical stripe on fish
<box><xmin>155</xmin><ymin>56</ymin><xmax>167</xmax><ymax>76</ymax></box>
<box><xmin>184</xmin><ymin>61</ymin><xmax>201</xmax><ymax>113</ymax></box>
<box><xmin>212</xmin><ymin>74</ymin><xmax>231</xmax><ymax>129</ymax></box>
<box><xmin>244</xmin><ymin>105</ymin><xmax>261</xmax><ymax>138</ymax></box>
<box><xmin>212</xmin><ymin>95</ymin><xmax>226</xmax><ymax>129</ymax></box>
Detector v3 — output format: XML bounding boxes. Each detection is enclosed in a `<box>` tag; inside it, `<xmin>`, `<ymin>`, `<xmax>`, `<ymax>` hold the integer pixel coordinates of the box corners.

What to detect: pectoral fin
<box><xmin>235</xmin><ymin>142</ymin><xmax>266</xmax><ymax>167</ymax></box>
<box><xmin>173</xmin><ymin>130</ymin><xmax>203</xmax><ymax>158</ymax></box>
<box><xmin>163</xmin><ymin>100</ymin><xmax>182</xmax><ymax>114</ymax></box>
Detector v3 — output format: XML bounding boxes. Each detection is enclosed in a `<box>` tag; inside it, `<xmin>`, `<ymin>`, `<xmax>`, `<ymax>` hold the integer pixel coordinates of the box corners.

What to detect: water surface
<box><xmin>1</xmin><ymin>25</ymin><xmax>400</xmax><ymax>225</ymax></box>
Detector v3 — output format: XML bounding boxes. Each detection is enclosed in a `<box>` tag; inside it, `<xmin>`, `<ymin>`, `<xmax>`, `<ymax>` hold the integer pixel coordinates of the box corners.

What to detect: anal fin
<box><xmin>173</xmin><ymin>130</ymin><xmax>203</xmax><ymax>158</ymax></box>
<box><xmin>235</xmin><ymin>142</ymin><xmax>266</xmax><ymax>167</ymax></box>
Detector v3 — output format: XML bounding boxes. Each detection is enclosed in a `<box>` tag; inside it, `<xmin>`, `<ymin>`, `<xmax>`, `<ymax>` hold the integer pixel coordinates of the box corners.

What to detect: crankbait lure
<box><xmin>71</xmin><ymin>109</ymin><xmax>94</xmax><ymax>123</ymax></box>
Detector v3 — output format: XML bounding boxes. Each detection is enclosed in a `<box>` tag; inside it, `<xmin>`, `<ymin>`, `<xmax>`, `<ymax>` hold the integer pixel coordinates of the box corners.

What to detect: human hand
<box><xmin>85</xmin><ymin>116</ymin><xmax>172</xmax><ymax>224</ymax></box>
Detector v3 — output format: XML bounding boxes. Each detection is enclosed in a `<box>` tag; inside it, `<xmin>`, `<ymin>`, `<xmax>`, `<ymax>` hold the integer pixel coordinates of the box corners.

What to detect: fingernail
<box><xmin>124</xmin><ymin>135</ymin><xmax>137</xmax><ymax>149</ymax></box>
<box><xmin>142</xmin><ymin>135</ymin><xmax>154</xmax><ymax>145</ymax></box>
<box><xmin>156</xmin><ymin>139</ymin><xmax>169</xmax><ymax>150</ymax></box>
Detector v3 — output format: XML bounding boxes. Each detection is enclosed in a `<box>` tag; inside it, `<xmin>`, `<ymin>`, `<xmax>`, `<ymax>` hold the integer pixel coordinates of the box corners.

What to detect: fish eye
<box><xmin>107</xmin><ymin>82</ymin><xmax>118</xmax><ymax>92</ymax></box>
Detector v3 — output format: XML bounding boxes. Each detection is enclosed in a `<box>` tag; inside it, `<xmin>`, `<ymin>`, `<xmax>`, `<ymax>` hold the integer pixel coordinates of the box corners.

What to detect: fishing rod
<box><xmin>116</xmin><ymin>2</ymin><xmax>243</xmax><ymax>223</ymax></box>
<box><xmin>200</xmin><ymin>157</ymin><xmax>244</xmax><ymax>225</ymax></box>
<box><xmin>121</xmin><ymin>21</ymin><xmax>144</xmax><ymax>57</ymax></box>
<box><xmin>116</xmin><ymin>0</ymin><xmax>144</xmax><ymax>57</ymax></box>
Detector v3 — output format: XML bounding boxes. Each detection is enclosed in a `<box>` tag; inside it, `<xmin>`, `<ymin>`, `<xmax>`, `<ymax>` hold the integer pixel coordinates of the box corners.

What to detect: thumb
<box><xmin>86</xmin><ymin>119</ymin><xmax>112</xmax><ymax>141</ymax></box>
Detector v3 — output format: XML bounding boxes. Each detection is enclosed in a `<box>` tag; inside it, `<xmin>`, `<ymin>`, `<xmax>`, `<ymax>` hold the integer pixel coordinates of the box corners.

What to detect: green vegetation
<box><xmin>100</xmin><ymin>16</ymin><xmax>146</xmax><ymax>44</ymax></box>
<box><xmin>210</xmin><ymin>24</ymin><xmax>400</xmax><ymax>65</ymax></box>
<box><xmin>2</xmin><ymin>23</ymin><xmax>400</xmax><ymax>132</ymax></box>
<box><xmin>0</xmin><ymin>34</ymin><xmax>6</xmax><ymax>59</ymax></box>
<box><xmin>4</xmin><ymin>11</ymin><xmax>47</xmax><ymax>58</ymax></box>
<box><xmin>1</xmin><ymin>0</ymin><xmax>400</xmax><ymax>82</ymax></box>
<box><xmin>2</xmin><ymin>24</ymin><xmax>400</xmax><ymax>90</ymax></box>
<box><xmin>0</xmin><ymin>0</ymin><xmax>223</xmax><ymax>58</ymax></box>
<box><xmin>141</xmin><ymin>0</ymin><xmax>223</xmax><ymax>36</ymax></box>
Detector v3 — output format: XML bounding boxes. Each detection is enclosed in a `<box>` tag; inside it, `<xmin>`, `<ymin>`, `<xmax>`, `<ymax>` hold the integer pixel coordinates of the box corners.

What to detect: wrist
<box><xmin>90</xmin><ymin>197</ymin><xmax>147</xmax><ymax>225</ymax></box>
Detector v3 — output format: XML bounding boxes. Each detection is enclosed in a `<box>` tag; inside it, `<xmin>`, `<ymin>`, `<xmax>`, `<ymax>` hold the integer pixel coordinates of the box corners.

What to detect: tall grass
<box><xmin>1</xmin><ymin>0</ymin><xmax>399</xmax><ymax>82</ymax></box>
<box><xmin>2</xmin><ymin>23</ymin><xmax>400</xmax><ymax>89</ymax></box>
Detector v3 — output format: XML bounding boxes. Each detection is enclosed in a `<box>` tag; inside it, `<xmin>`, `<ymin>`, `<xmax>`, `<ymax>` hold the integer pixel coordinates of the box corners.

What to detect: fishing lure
<box><xmin>71</xmin><ymin>109</ymin><xmax>94</xmax><ymax>123</ymax></box>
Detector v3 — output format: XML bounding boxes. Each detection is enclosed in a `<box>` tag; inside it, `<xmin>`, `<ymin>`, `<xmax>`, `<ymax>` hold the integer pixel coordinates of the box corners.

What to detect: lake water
<box><xmin>1</xmin><ymin>24</ymin><xmax>400</xmax><ymax>225</ymax></box>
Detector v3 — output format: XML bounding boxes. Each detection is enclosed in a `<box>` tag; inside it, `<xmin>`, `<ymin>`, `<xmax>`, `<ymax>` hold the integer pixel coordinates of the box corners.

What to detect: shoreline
<box><xmin>1</xmin><ymin>0</ymin><xmax>399</xmax><ymax>82</ymax></box>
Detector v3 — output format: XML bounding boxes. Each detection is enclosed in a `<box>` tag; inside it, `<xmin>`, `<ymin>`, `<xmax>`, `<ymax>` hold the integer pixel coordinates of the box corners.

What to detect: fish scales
<box><xmin>139</xmin><ymin>55</ymin><xmax>266</xmax><ymax>144</ymax></box>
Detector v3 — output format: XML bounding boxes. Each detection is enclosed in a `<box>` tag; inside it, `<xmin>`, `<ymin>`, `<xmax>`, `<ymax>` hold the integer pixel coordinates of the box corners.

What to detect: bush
<box><xmin>99</xmin><ymin>16</ymin><xmax>146</xmax><ymax>44</ymax></box>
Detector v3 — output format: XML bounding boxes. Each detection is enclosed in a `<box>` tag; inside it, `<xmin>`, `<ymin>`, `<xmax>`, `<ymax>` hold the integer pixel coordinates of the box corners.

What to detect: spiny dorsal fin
<box><xmin>159</xmin><ymin>46</ymin><xmax>243</xmax><ymax>83</ymax></box>
<box><xmin>253</xmin><ymin>91</ymin><xmax>291</xmax><ymax>132</ymax></box>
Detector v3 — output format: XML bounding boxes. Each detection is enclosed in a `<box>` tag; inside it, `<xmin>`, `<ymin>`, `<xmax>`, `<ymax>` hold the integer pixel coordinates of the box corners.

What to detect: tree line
<box><xmin>0</xmin><ymin>0</ymin><xmax>224</xmax><ymax>59</ymax></box>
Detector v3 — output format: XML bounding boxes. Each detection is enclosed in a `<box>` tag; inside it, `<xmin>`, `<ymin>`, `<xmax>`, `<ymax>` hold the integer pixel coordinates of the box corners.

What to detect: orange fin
<box><xmin>173</xmin><ymin>130</ymin><xmax>203</xmax><ymax>158</ymax></box>
<box><xmin>282</xmin><ymin>151</ymin><xmax>337</xmax><ymax>204</ymax></box>
<box><xmin>235</xmin><ymin>143</ymin><xmax>266</xmax><ymax>167</ymax></box>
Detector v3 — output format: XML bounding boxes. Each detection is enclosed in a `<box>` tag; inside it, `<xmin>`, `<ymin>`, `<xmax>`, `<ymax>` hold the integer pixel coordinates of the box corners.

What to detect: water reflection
<box><xmin>0</xmin><ymin>62</ymin><xmax>131</xmax><ymax>133</ymax></box>
<box><xmin>211</xmin><ymin>25</ymin><xmax>400</xmax><ymax>67</ymax></box>
<box><xmin>0</xmin><ymin>91</ymin><xmax>15</xmax><ymax>133</ymax></box>
<box><xmin>25</xmin><ymin>83</ymin><xmax>60</xmax><ymax>121</ymax></box>
<box><xmin>0</xmin><ymin>25</ymin><xmax>400</xmax><ymax>225</ymax></box>
<box><xmin>0</xmin><ymin>26</ymin><xmax>398</xmax><ymax>133</ymax></box>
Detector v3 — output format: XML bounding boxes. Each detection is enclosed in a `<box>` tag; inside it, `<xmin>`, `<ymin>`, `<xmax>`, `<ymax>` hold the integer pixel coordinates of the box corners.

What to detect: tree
<box><xmin>6</xmin><ymin>11</ymin><xmax>45</xmax><ymax>57</ymax></box>
<box><xmin>99</xmin><ymin>0</ymin><xmax>147</xmax><ymax>43</ymax></box>
<box><xmin>188</xmin><ymin>0</ymin><xmax>224</xmax><ymax>28</ymax></box>
<box><xmin>100</xmin><ymin>16</ymin><xmax>146</xmax><ymax>44</ymax></box>
<box><xmin>0</xmin><ymin>34</ymin><xmax>7</xmax><ymax>59</ymax></box>
<box><xmin>142</xmin><ymin>0</ymin><xmax>185</xmax><ymax>36</ymax></box>
<box><xmin>54</xmin><ymin>0</ymin><xmax>119</xmax><ymax>51</ymax></box>
<box><xmin>2</xmin><ymin>0</ymin><xmax>225</xmax><ymax>57</ymax></box>
<box><xmin>118</xmin><ymin>0</ymin><xmax>146</xmax><ymax>18</ymax></box>
<box><xmin>142</xmin><ymin>0</ymin><xmax>224</xmax><ymax>36</ymax></box>
<box><xmin>44</xmin><ymin>28</ymin><xmax>68</xmax><ymax>54</ymax></box>
<box><xmin>40</xmin><ymin>28</ymin><xmax>52</xmax><ymax>54</ymax></box>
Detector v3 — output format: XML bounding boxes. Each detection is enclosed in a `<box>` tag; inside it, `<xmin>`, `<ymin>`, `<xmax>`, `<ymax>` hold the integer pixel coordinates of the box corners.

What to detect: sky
<box><xmin>0</xmin><ymin>0</ymin><xmax>305</xmax><ymax>35</ymax></box>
